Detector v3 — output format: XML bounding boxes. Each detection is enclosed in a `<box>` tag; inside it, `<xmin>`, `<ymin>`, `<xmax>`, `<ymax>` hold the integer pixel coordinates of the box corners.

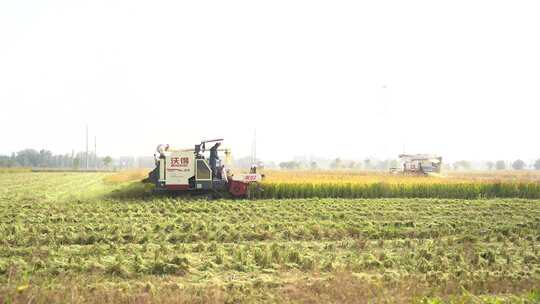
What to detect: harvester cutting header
<box><xmin>145</xmin><ymin>139</ymin><xmax>262</xmax><ymax>197</ymax></box>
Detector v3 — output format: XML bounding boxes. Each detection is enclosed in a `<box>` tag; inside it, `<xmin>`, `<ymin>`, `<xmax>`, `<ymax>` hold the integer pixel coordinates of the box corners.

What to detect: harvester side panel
<box><xmin>164</xmin><ymin>151</ymin><xmax>195</xmax><ymax>187</ymax></box>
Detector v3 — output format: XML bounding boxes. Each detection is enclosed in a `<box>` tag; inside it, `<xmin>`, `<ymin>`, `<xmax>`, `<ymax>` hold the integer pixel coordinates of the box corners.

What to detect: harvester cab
<box><xmin>145</xmin><ymin>139</ymin><xmax>262</xmax><ymax>197</ymax></box>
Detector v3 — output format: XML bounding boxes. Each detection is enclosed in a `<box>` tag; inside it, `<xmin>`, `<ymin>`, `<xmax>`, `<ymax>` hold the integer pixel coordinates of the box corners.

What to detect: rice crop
<box><xmin>265</xmin><ymin>169</ymin><xmax>540</xmax><ymax>184</ymax></box>
<box><xmin>254</xmin><ymin>181</ymin><xmax>540</xmax><ymax>199</ymax></box>
<box><xmin>253</xmin><ymin>170</ymin><xmax>540</xmax><ymax>199</ymax></box>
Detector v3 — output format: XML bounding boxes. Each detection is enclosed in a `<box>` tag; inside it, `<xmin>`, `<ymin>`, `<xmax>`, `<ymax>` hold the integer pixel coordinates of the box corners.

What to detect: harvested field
<box><xmin>1</xmin><ymin>172</ymin><xmax>539</xmax><ymax>303</ymax></box>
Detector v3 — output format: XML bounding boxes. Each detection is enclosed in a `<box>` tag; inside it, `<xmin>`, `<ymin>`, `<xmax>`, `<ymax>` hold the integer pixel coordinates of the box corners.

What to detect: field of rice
<box><xmin>1</xmin><ymin>171</ymin><xmax>540</xmax><ymax>303</ymax></box>
<box><xmin>264</xmin><ymin>170</ymin><xmax>540</xmax><ymax>184</ymax></box>
<box><xmin>253</xmin><ymin>170</ymin><xmax>540</xmax><ymax>199</ymax></box>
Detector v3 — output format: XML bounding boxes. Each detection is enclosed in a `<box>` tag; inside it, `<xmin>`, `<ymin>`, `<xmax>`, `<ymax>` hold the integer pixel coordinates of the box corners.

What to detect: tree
<box><xmin>512</xmin><ymin>159</ymin><xmax>526</xmax><ymax>170</ymax></box>
<box><xmin>0</xmin><ymin>156</ymin><xmax>9</xmax><ymax>167</ymax></box>
<box><xmin>330</xmin><ymin>158</ymin><xmax>342</xmax><ymax>169</ymax></box>
<box><xmin>535</xmin><ymin>159</ymin><xmax>540</xmax><ymax>171</ymax></box>
<box><xmin>495</xmin><ymin>160</ymin><xmax>506</xmax><ymax>170</ymax></box>
<box><xmin>15</xmin><ymin>149</ymin><xmax>40</xmax><ymax>167</ymax></box>
<box><xmin>73</xmin><ymin>158</ymin><xmax>80</xmax><ymax>169</ymax></box>
<box><xmin>375</xmin><ymin>160</ymin><xmax>389</xmax><ymax>170</ymax></box>
<box><xmin>486</xmin><ymin>161</ymin><xmax>494</xmax><ymax>171</ymax></box>
<box><xmin>363</xmin><ymin>159</ymin><xmax>371</xmax><ymax>170</ymax></box>
<box><xmin>103</xmin><ymin>156</ymin><xmax>113</xmax><ymax>168</ymax></box>
<box><xmin>310</xmin><ymin>161</ymin><xmax>318</xmax><ymax>170</ymax></box>
<box><xmin>453</xmin><ymin>160</ymin><xmax>471</xmax><ymax>171</ymax></box>
<box><xmin>279</xmin><ymin>161</ymin><xmax>301</xmax><ymax>170</ymax></box>
<box><xmin>39</xmin><ymin>149</ymin><xmax>52</xmax><ymax>167</ymax></box>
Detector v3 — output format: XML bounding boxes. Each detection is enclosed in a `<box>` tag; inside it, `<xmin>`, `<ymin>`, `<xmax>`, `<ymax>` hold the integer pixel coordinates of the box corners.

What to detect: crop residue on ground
<box><xmin>0</xmin><ymin>172</ymin><xmax>539</xmax><ymax>303</ymax></box>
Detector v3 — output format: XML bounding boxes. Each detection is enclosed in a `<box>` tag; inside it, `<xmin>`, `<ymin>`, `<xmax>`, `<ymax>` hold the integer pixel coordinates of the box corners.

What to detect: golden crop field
<box><xmin>253</xmin><ymin>170</ymin><xmax>540</xmax><ymax>200</ymax></box>
<box><xmin>262</xmin><ymin>169</ymin><xmax>540</xmax><ymax>184</ymax></box>
<box><xmin>96</xmin><ymin>169</ymin><xmax>540</xmax><ymax>200</ymax></box>
<box><xmin>96</xmin><ymin>168</ymin><xmax>540</xmax><ymax>185</ymax></box>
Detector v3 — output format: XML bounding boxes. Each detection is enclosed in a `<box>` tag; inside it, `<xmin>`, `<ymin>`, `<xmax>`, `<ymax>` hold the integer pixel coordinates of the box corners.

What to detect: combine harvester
<box><xmin>390</xmin><ymin>154</ymin><xmax>444</xmax><ymax>177</ymax></box>
<box><xmin>144</xmin><ymin>139</ymin><xmax>262</xmax><ymax>197</ymax></box>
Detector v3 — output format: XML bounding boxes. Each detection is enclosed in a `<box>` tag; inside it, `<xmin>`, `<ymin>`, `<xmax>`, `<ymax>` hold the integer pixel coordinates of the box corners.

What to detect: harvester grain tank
<box><xmin>145</xmin><ymin>139</ymin><xmax>262</xmax><ymax>197</ymax></box>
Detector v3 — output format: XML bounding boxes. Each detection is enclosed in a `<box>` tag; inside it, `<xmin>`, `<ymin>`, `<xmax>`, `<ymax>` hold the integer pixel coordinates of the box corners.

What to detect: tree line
<box><xmin>0</xmin><ymin>149</ymin><xmax>113</xmax><ymax>169</ymax></box>
<box><xmin>279</xmin><ymin>158</ymin><xmax>399</xmax><ymax>170</ymax></box>
<box><xmin>278</xmin><ymin>158</ymin><xmax>540</xmax><ymax>171</ymax></box>
<box><xmin>3</xmin><ymin>149</ymin><xmax>540</xmax><ymax>171</ymax></box>
<box><xmin>452</xmin><ymin>159</ymin><xmax>540</xmax><ymax>171</ymax></box>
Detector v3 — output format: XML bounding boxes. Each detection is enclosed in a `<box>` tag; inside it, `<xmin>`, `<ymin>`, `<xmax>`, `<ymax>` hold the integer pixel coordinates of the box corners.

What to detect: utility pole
<box><xmin>85</xmin><ymin>124</ymin><xmax>89</xmax><ymax>170</ymax></box>
<box><xmin>251</xmin><ymin>129</ymin><xmax>257</xmax><ymax>165</ymax></box>
<box><xmin>94</xmin><ymin>136</ymin><xmax>97</xmax><ymax>170</ymax></box>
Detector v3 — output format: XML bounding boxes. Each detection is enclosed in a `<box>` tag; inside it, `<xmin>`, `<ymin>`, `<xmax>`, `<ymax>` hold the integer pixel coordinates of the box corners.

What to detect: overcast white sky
<box><xmin>1</xmin><ymin>0</ymin><xmax>539</xmax><ymax>162</ymax></box>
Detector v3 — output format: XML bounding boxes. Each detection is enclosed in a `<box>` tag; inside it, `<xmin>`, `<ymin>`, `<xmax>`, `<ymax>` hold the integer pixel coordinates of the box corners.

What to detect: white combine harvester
<box><xmin>144</xmin><ymin>139</ymin><xmax>262</xmax><ymax>197</ymax></box>
<box><xmin>390</xmin><ymin>154</ymin><xmax>443</xmax><ymax>176</ymax></box>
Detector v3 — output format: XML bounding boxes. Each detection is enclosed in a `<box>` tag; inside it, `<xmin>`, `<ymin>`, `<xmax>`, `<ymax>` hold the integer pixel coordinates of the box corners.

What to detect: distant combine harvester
<box><xmin>390</xmin><ymin>154</ymin><xmax>443</xmax><ymax>176</ymax></box>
